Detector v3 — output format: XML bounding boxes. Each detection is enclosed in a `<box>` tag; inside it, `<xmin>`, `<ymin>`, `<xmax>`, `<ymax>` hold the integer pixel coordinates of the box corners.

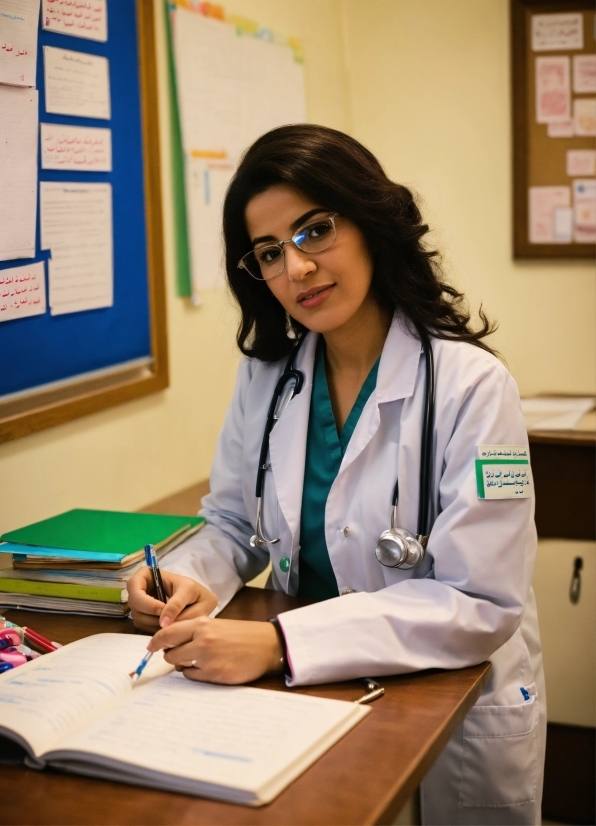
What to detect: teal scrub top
<box><xmin>297</xmin><ymin>341</ymin><xmax>380</xmax><ymax>600</ymax></box>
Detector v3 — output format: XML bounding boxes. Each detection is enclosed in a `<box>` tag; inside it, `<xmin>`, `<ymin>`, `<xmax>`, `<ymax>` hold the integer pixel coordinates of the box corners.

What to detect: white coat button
<box><xmin>341</xmin><ymin>588</ymin><xmax>355</xmax><ymax>595</ymax></box>
<box><xmin>342</xmin><ymin>527</ymin><xmax>351</xmax><ymax>537</ymax></box>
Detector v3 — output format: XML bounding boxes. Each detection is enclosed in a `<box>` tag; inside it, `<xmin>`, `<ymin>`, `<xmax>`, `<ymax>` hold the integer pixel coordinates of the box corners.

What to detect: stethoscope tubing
<box><xmin>252</xmin><ymin>328</ymin><xmax>435</xmax><ymax>559</ymax></box>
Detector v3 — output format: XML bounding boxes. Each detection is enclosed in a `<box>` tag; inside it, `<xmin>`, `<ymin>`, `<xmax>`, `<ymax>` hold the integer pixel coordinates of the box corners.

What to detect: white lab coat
<box><xmin>163</xmin><ymin>315</ymin><xmax>546</xmax><ymax>825</ymax></box>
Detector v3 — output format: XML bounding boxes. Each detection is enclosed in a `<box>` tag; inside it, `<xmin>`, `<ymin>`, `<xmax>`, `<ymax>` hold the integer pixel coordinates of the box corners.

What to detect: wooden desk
<box><xmin>1</xmin><ymin>590</ymin><xmax>490</xmax><ymax>825</ymax></box>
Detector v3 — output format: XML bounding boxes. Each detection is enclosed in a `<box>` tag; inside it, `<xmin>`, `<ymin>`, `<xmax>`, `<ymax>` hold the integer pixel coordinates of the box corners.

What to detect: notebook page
<box><xmin>0</xmin><ymin>633</ymin><xmax>168</xmax><ymax>758</ymax></box>
<box><xmin>52</xmin><ymin>672</ymin><xmax>367</xmax><ymax>797</ymax></box>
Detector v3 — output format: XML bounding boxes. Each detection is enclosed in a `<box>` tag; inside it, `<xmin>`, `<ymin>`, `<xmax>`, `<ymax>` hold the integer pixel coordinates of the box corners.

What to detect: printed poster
<box><xmin>529</xmin><ymin>186</ymin><xmax>571</xmax><ymax>243</ymax></box>
<box><xmin>535</xmin><ymin>56</ymin><xmax>570</xmax><ymax>124</ymax></box>
<box><xmin>573</xmin><ymin>179</ymin><xmax>596</xmax><ymax>243</ymax></box>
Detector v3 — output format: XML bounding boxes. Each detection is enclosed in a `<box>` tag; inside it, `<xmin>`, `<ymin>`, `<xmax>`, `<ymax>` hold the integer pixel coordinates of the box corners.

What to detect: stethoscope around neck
<box><xmin>250</xmin><ymin>330</ymin><xmax>436</xmax><ymax>570</ymax></box>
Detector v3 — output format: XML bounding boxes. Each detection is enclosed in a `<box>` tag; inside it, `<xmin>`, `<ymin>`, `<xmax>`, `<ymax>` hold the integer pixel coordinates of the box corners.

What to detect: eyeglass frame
<box><xmin>237</xmin><ymin>211</ymin><xmax>339</xmax><ymax>281</ymax></box>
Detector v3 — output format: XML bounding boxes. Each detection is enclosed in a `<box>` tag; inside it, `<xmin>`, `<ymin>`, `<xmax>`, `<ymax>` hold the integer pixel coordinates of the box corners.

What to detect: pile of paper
<box><xmin>520</xmin><ymin>396</ymin><xmax>595</xmax><ymax>431</ymax></box>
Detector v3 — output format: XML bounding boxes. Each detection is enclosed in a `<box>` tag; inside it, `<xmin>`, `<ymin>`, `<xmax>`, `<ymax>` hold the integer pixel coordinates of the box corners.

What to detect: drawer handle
<box><xmin>569</xmin><ymin>556</ymin><xmax>583</xmax><ymax>605</ymax></box>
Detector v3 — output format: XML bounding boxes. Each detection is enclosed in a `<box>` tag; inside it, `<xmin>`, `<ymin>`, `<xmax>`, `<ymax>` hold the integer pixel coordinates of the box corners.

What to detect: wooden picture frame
<box><xmin>511</xmin><ymin>0</ymin><xmax>596</xmax><ymax>258</ymax></box>
<box><xmin>0</xmin><ymin>0</ymin><xmax>168</xmax><ymax>444</ymax></box>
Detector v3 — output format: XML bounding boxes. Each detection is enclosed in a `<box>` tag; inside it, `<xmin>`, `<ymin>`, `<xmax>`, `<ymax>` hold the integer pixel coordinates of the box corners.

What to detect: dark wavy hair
<box><xmin>223</xmin><ymin>124</ymin><xmax>496</xmax><ymax>362</ymax></box>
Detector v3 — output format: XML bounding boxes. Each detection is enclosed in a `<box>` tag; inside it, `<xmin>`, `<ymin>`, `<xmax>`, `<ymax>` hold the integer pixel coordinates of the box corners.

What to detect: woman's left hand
<box><xmin>147</xmin><ymin>617</ymin><xmax>284</xmax><ymax>684</ymax></box>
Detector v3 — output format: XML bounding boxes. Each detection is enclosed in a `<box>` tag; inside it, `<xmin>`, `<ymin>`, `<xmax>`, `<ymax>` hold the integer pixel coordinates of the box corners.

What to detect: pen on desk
<box><xmin>21</xmin><ymin>627</ymin><xmax>58</xmax><ymax>653</ymax></box>
<box><xmin>145</xmin><ymin>544</ymin><xmax>167</xmax><ymax>604</ymax></box>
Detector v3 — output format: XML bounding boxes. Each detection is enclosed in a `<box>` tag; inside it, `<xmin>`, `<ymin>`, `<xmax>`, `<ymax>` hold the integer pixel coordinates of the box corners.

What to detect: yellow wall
<box><xmin>0</xmin><ymin>0</ymin><xmax>594</xmax><ymax>533</ymax></box>
<box><xmin>343</xmin><ymin>0</ymin><xmax>595</xmax><ymax>394</ymax></box>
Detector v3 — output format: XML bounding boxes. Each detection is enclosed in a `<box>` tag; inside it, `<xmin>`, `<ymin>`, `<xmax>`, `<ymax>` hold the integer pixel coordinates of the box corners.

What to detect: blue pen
<box><xmin>129</xmin><ymin>650</ymin><xmax>153</xmax><ymax>684</ymax></box>
<box><xmin>129</xmin><ymin>546</ymin><xmax>167</xmax><ymax>684</ymax></box>
<box><xmin>144</xmin><ymin>544</ymin><xmax>166</xmax><ymax>604</ymax></box>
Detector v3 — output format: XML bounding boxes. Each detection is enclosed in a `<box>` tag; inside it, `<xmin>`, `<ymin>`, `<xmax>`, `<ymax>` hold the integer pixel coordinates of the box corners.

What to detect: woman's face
<box><xmin>244</xmin><ymin>184</ymin><xmax>377</xmax><ymax>336</ymax></box>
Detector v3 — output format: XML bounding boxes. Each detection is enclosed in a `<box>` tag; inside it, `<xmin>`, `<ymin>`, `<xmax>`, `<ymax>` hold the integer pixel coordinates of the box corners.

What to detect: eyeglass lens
<box><xmin>242</xmin><ymin>216</ymin><xmax>336</xmax><ymax>280</ymax></box>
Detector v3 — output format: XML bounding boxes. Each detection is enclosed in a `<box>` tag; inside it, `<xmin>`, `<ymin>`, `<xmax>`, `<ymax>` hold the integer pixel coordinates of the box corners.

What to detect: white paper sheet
<box><xmin>573</xmin><ymin>54</ymin><xmax>596</xmax><ymax>94</ymax></box>
<box><xmin>521</xmin><ymin>397</ymin><xmax>595</xmax><ymax>431</ymax></box>
<box><xmin>0</xmin><ymin>86</ymin><xmax>38</xmax><ymax>261</ymax></box>
<box><xmin>41</xmin><ymin>0</ymin><xmax>107</xmax><ymax>42</ymax></box>
<box><xmin>185</xmin><ymin>159</ymin><xmax>233</xmax><ymax>291</ymax></box>
<box><xmin>535</xmin><ymin>56</ymin><xmax>570</xmax><ymax>124</ymax></box>
<box><xmin>529</xmin><ymin>186</ymin><xmax>571</xmax><ymax>243</ymax></box>
<box><xmin>43</xmin><ymin>45</ymin><xmax>110</xmax><ymax>119</ymax></box>
<box><xmin>40</xmin><ymin>182</ymin><xmax>113</xmax><ymax>315</ymax></box>
<box><xmin>566</xmin><ymin>149</ymin><xmax>596</xmax><ymax>177</ymax></box>
<box><xmin>0</xmin><ymin>0</ymin><xmax>39</xmax><ymax>86</ymax></box>
<box><xmin>531</xmin><ymin>13</ymin><xmax>583</xmax><ymax>51</ymax></box>
<box><xmin>547</xmin><ymin>119</ymin><xmax>574</xmax><ymax>138</ymax></box>
<box><xmin>573</xmin><ymin>97</ymin><xmax>596</xmax><ymax>137</ymax></box>
<box><xmin>172</xmin><ymin>8</ymin><xmax>306</xmax><ymax>298</ymax></box>
<box><xmin>573</xmin><ymin>178</ymin><xmax>596</xmax><ymax>243</ymax></box>
<box><xmin>0</xmin><ymin>261</ymin><xmax>46</xmax><ymax>322</ymax></box>
<box><xmin>553</xmin><ymin>206</ymin><xmax>573</xmax><ymax>242</ymax></box>
<box><xmin>41</xmin><ymin>123</ymin><xmax>112</xmax><ymax>171</ymax></box>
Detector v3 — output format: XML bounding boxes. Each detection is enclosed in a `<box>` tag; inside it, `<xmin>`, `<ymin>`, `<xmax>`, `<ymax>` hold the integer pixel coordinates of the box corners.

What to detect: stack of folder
<box><xmin>0</xmin><ymin>509</ymin><xmax>204</xmax><ymax>616</ymax></box>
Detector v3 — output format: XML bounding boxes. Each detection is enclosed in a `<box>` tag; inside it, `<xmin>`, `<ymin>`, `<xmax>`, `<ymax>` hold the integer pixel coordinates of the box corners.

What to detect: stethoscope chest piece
<box><xmin>375</xmin><ymin>527</ymin><xmax>425</xmax><ymax>569</ymax></box>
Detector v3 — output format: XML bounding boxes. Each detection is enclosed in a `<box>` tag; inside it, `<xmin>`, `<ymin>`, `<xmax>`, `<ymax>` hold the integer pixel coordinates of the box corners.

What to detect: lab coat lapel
<box><xmin>269</xmin><ymin>333</ymin><xmax>317</xmax><ymax>545</ymax></box>
<box><xmin>339</xmin><ymin>315</ymin><xmax>422</xmax><ymax>473</ymax></box>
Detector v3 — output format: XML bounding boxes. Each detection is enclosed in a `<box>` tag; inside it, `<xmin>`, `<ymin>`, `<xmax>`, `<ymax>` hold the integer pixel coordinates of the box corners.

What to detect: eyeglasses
<box><xmin>237</xmin><ymin>212</ymin><xmax>339</xmax><ymax>281</ymax></box>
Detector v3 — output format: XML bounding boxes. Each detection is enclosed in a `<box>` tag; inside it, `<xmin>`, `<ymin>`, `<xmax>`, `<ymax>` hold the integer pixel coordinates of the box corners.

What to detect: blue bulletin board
<box><xmin>0</xmin><ymin>0</ymin><xmax>168</xmax><ymax>442</ymax></box>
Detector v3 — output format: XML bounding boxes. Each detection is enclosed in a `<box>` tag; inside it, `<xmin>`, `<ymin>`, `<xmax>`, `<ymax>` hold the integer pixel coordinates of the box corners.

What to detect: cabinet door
<box><xmin>533</xmin><ymin>539</ymin><xmax>596</xmax><ymax>726</ymax></box>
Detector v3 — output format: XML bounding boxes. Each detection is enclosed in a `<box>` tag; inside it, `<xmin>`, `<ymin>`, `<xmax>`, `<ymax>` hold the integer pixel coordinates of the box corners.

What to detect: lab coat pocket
<box><xmin>459</xmin><ymin>684</ymin><xmax>538</xmax><ymax>810</ymax></box>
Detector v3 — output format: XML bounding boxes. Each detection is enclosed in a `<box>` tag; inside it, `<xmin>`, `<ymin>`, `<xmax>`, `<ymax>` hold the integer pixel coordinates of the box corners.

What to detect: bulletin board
<box><xmin>511</xmin><ymin>0</ymin><xmax>596</xmax><ymax>258</ymax></box>
<box><xmin>0</xmin><ymin>0</ymin><xmax>167</xmax><ymax>443</ymax></box>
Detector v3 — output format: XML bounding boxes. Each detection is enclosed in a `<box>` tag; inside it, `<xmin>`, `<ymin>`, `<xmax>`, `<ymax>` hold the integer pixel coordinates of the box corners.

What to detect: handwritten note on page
<box><xmin>44</xmin><ymin>45</ymin><xmax>110</xmax><ymax>119</ymax></box>
<box><xmin>0</xmin><ymin>0</ymin><xmax>40</xmax><ymax>86</ymax></box>
<box><xmin>0</xmin><ymin>86</ymin><xmax>38</xmax><ymax>261</ymax></box>
<box><xmin>41</xmin><ymin>124</ymin><xmax>112</xmax><ymax>171</ymax></box>
<box><xmin>531</xmin><ymin>13</ymin><xmax>583</xmax><ymax>51</ymax></box>
<box><xmin>0</xmin><ymin>261</ymin><xmax>46</xmax><ymax>322</ymax></box>
<box><xmin>42</xmin><ymin>0</ymin><xmax>107</xmax><ymax>42</ymax></box>
<box><xmin>40</xmin><ymin>182</ymin><xmax>113</xmax><ymax>315</ymax></box>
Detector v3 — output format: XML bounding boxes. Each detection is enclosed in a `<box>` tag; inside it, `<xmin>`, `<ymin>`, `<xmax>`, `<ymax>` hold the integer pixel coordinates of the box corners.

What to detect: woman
<box><xmin>128</xmin><ymin>125</ymin><xmax>545</xmax><ymax>825</ymax></box>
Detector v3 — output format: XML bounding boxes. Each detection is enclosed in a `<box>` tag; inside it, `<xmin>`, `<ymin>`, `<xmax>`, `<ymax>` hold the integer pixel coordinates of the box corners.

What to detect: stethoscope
<box><xmin>250</xmin><ymin>330</ymin><xmax>435</xmax><ymax>570</ymax></box>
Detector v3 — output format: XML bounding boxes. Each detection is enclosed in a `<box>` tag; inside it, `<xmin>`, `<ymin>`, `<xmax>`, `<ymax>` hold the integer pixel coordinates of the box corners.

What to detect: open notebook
<box><xmin>0</xmin><ymin>634</ymin><xmax>370</xmax><ymax>806</ymax></box>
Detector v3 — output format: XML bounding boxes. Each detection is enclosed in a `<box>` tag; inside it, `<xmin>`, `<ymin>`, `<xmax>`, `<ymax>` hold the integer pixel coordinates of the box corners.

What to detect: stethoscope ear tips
<box><xmin>375</xmin><ymin>528</ymin><xmax>425</xmax><ymax>569</ymax></box>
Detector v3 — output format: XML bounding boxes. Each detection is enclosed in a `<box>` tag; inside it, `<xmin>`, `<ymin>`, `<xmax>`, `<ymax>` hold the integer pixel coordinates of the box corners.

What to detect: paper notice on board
<box><xmin>531</xmin><ymin>13</ymin><xmax>583</xmax><ymax>51</ymax></box>
<box><xmin>43</xmin><ymin>46</ymin><xmax>110</xmax><ymax>119</ymax></box>
<box><xmin>535</xmin><ymin>56</ymin><xmax>571</xmax><ymax>124</ymax></box>
<box><xmin>41</xmin><ymin>124</ymin><xmax>112</xmax><ymax>171</ymax></box>
<box><xmin>529</xmin><ymin>186</ymin><xmax>571</xmax><ymax>243</ymax></box>
<box><xmin>41</xmin><ymin>0</ymin><xmax>107</xmax><ymax>42</ymax></box>
<box><xmin>573</xmin><ymin>55</ymin><xmax>596</xmax><ymax>94</ymax></box>
<box><xmin>0</xmin><ymin>86</ymin><xmax>38</xmax><ymax>261</ymax></box>
<box><xmin>547</xmin><ymin>119</ymin><xmax>575</xmax><ymax>138</ymax></box>
<box><xmin>573</xmin><ymin>179</ymin><xmax>596</xmax><ymax>243</ymax></box>
<box><xmin>573</xmin><ymin>98</ymin><xmax>596</xmax><ymax>137</ymax></box>
<box><xmin>40</xmin><ymin>183</ymin><xmax>113</xmax><ymax>315</ymax></box>
<box><xmin>0</xmin><ymin>261</ymin><xmax>46</xmax><ymax>322</ymax></box>
<box><xmin>567</xmin><ymin>150</ymin><xmax>596</xmax><ymax>177</ymax></box>
<box><xmin>0</xmin><ymin>0</ymin><xmax>40</xmax><ymax>87</ymax></box>
<box><xmin>185</xmin><ymin>158</ymin><xmax>234</xmax><ymax>290</ymax></box>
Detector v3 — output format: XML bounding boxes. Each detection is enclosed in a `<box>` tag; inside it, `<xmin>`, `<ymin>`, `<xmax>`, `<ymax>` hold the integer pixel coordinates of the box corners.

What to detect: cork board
<box><xmin>511</xmin><ymin>0</ymin><xmax>596</xmax><ymax>258</ymax></box>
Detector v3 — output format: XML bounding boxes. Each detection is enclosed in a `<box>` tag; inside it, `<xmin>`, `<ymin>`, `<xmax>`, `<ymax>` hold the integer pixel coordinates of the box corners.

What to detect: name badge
<box><xmin>475</xmin><ymin>445</ymin><xmax>534</xmax><ymax>499</ymax></box>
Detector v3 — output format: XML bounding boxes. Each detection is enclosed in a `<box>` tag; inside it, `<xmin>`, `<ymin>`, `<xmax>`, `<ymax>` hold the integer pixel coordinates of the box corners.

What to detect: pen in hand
<box><xmin>129</xmin><ymin>544</ymin><xmax>167</xmax><ymax>684</ymax></box>
<box><xmin>145</xmin><ymin>543</ymin><xmax>166</xmax><ymax>603</ymax></box>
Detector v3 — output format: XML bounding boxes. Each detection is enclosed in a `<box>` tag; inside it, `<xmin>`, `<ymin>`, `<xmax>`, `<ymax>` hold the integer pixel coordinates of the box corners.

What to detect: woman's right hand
<box><xmin>127</xmin><ymin>568</ymin><xmax>219</xmax><ymax>633</ymax></box>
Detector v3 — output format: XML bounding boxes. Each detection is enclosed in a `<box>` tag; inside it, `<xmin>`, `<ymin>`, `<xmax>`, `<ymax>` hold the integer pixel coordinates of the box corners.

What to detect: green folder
<box><xmin>0</xmin><ymin>509</ymin><xmax>204</xmax><ymax>563</ymax></box>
